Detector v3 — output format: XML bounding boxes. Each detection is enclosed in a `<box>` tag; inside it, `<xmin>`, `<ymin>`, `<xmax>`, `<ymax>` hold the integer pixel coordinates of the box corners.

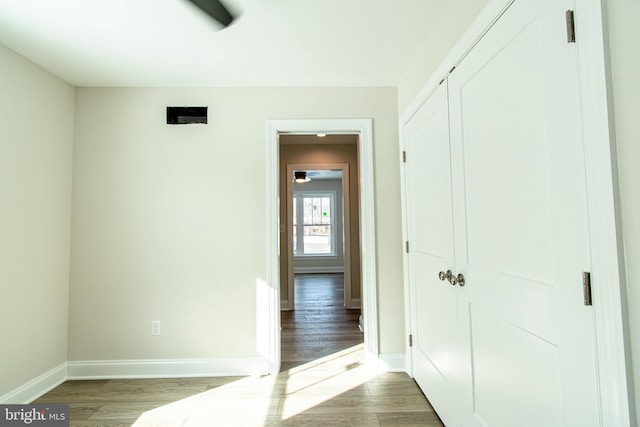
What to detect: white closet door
<box><xmin>404</xmin><ymin>82</ymin><xmax>460</xmax><ymax>427</ymax></box>
<box><xmin>448</xmin><ymin>0</ymin><xmax>601</xmax><ymax>426</ymax></box>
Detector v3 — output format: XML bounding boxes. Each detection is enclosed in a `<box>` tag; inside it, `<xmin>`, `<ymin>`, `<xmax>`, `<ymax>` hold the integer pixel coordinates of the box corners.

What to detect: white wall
<box><xmin>606</xmin><ymin>0</ymin><xmax>640</xmax><ymax>422</ymax></box>
<box><xmin>68</xmin><ymin>87</ymin><xmax>405</xmax><ymax>362</ymax></box>
<box><xmin>0</xmin><ymin>44</ymin><xmax>74</xmax><ymax>399</ymax></box>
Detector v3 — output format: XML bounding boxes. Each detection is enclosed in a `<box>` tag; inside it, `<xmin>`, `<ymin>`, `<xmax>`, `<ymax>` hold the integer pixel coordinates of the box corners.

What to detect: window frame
<box><xmin>293</xmin><ymin>190</ymin><xmax>337</xmax><ymax>258</ymax></box>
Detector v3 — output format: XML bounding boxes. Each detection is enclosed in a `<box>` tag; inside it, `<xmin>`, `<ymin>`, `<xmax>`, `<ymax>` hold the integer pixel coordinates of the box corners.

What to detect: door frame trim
<box><xmin>266</xmin><ymin>118</ymin><xmax>378</xmax><ymax>374</ymax></box>
<box><xmin>399</xmin><ymin>0</ymin><xmax>632</xmax><ymax>424</ymax></box>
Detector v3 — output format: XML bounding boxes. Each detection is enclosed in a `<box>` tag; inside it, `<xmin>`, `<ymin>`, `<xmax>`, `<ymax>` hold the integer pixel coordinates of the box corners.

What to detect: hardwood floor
<box><xmin>32</xmin><ymin>274</ymin><xmax>444</xmax><ymax>426</ymax></box>
<box><xmin>280</xmin><ymin>274</ymin><xmax>363</xmax><ymax>371</ymax></box>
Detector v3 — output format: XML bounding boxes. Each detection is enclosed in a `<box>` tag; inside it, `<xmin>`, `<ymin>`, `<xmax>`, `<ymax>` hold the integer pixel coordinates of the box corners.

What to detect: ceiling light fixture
<box><xmin>294</xmin><ymin>171</ymin><xmax>311</xmax><ymax>183</ymax></box>
<box><xmin>316</xmin><ymin>133</ymin><xmax>327</xmax><ymax>137</ymax></box>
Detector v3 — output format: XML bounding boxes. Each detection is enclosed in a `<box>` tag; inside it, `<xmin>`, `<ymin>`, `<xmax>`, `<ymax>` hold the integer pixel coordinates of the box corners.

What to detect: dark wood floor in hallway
<box><xmin>280</xmin><ymin>274</ymin><xmax>363</xmax><ymax>370</ymax></box>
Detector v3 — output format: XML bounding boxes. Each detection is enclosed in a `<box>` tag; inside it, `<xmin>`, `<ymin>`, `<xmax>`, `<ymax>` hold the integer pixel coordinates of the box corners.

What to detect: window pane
<box><xmin>293</xmin><ymin>198</ymin><xmax>298</xmax><ymax>255</ymax></box>
<box><xmin>294</xmin><ymin>193</ymin><xmax>335</xmax><ymax>256</ymax></box>
<box><xmin>304</xmin><ymin>198</ymin><xmax>311</xmax><ymax>224</ymax></box>
<box><xmin>321</xmin><ymin>197</ymin><xmax>331</xmax><ymax>224</ymax></box>
<box><xmin>293</xmin><ymin>199</ymin><xmax>297</xmax><ymax>225</ymax></box>
<box><xmin>303</xmin><ymin>225</ymin><xmax>331</xmax><ymax>254</ymax></box>
<box><xmin>293</xmin><ymin>225</ymin><xmax>297</xmax><ymax>255</ymax></box>
<box><xmin>316</xmin><ymin>198</ymin><xmax>323</xmax><ymax>224</ymax></box>
<box><xmin>314</xmin><ymin>197</ymin><xmax>321</xmax><ymax>224</ymax></box>
<box><xmin>301</xmin><ymin>197</ymin><xmax>331</xmax><ymax>226</ymax></box>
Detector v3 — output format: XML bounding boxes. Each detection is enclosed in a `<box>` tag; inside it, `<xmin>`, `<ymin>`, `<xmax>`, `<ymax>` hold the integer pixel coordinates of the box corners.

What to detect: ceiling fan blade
<box><xmin>187</xmin><ymin>0</ymin><xmax>234</xmax><ymax>27</ymax></box>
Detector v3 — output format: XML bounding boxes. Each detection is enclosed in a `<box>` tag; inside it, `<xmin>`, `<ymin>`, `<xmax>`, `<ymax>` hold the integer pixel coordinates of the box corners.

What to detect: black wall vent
<box><xmin>167</xmin><ymin>106</ymin><xmax>208</xmax><ymax>124</ymax></box>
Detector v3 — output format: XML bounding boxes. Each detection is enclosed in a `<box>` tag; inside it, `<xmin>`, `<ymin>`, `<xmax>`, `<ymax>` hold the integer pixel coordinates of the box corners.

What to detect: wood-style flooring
<box><xmin>32</xmin><ymin>274</ymin><xmax>444</xmax><ymax>426</ymax></box>
<box><xmin>280</xmin><ymin>273</ymin><xmax>363</xmax><ymax>371</ymax></box>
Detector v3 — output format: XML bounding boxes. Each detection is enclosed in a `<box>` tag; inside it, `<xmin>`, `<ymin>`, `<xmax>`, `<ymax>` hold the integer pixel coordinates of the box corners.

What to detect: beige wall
<box><xmin>0</xmin><ymin>44</ymin><xmax>74</xmax><ymax>398</ymax></box>
<box><xmin>606</xmin><ymin>0</ymin><xmax>640</xmax><ymax>422</ymax></box>
<box><xmin>397</xmin><ymin>0</ymin><xmax>489</xmax><ymax>113</ymax></box>
<box><xmin>279</xmin><ymin>140</ymin><xmax>361</xmax><ymax>305</ymax></box>
<box><xmin>69</xmin><ymin>87</ymin><xmax>405</xmax><ymax>361</ymax></box>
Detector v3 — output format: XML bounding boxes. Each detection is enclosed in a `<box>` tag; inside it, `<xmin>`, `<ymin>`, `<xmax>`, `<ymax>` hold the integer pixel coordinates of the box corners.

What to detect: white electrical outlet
<box><xmin>151</xmin><ymin>320</ymin><xmax>161</xmax><ymax>336</ymax></box>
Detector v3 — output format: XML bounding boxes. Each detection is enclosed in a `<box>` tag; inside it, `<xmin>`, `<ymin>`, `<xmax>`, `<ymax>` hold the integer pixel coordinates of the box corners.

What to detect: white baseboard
<box><xmin>346</xmin><ymin>298</ymin><xmax>361</xmax><ymax>309</ymax></box>
<box><xmin>280</xmin><ymin>299</ymin><xmax>292</xmax><ymax>311</ymax></box>
<box><xmin>0</xmin><ymin>353</ymin><xmax>403</xmax><ymax>404</ymax></box>
<box><xmin>376</xmin><ymin>353</ymin><xmax>407</xmax><ymax>372</ymax></box>
<box><xmin>0</xmin><ymin>363</ymin><xmax>67</xmax><ymax>404</ymax></box>
<box><xmin>67</xmin><ymin>357</ymin><xmax>270</xmax><ymax>379</ymax></box>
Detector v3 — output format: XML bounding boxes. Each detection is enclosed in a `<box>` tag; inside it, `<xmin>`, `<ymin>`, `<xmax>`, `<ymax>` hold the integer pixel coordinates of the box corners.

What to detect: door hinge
<box><xmin>406</xmin><ymin>241</ymin><xmax>410</xmax><ymax>253</ymax></box>
<box><xmin>409</xmin><ymin>334</ymin><xmax>413</xmax><ymax>347</ymax></box>
<box><xmin>582</xmin><ymin>271</ymin><xmax>592</xmax><ymax>306</ymax></box>
<box><xmin>402</xmin><ymin>151</ymin><xmax>407</xmax><ymax>163</ymax></box>
<box><xmin>566</xmin><ymin>10</ymin><xmax>576</xmax><ymax>43</ymax></box>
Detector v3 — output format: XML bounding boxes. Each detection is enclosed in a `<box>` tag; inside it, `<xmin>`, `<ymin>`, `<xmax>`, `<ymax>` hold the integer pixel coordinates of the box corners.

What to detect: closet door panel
<box><xmin>448</xmin><ymin>0</ymin><xmax>600</xmax><ymax>425</ymax></box>
<box><xmin>404</xmin><ymin>82</ymin><xmax>459</xmax><ymax>427</ymax></box>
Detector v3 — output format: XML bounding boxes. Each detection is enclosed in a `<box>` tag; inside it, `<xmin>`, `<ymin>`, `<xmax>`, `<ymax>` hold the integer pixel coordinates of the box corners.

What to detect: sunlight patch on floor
<box><xmin>279</xmin><ymin>344</ymin><xmax>379</xmax><ymax>420</ymax></box>
<box><xmin>131</xmin><ymin>344</ymin><xmax>386</xmax><ymax>426</ymax></box>
<box><xmin>131</xmin><ymin>374</ymin><xmax>276</xmax><ymax>426</ymax></box>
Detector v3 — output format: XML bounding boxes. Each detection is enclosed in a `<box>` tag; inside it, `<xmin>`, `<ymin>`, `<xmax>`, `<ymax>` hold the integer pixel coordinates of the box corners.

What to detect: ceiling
<box><xmin>298</xmin><ymin>170</ymin><xmax>343</xmax><ymax>181</ymax></box>
<box><xmin>0</xmin><ymin>0</ymin><xmax>445</xmax><ymax>87</ymax></box>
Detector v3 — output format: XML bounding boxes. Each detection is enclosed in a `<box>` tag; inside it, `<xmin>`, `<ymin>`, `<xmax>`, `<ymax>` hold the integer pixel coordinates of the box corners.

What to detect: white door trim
<box><xmin>399</xmin><ymin>0</ymin><xmax>632</xmax><ymax>424</ymax></box>
<box><xmin>266</xmin><ymin>118</ymin><xmax>378</xmax><ymax>373</ymax></box>
<box><xmin>574</xmin><ymin>2</ymin><xmax>633</xmax><ymax>425</ymax></box>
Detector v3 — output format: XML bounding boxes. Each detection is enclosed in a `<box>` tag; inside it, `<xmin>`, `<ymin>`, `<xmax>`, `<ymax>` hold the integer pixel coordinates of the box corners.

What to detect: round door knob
<box><xmin>449</xmin><ymin>274</ymin><xmax>458</xmax><ymax>286</ymax></box>
<box><xmin>446</xmin><ymin>270</ymin><xmax>454</xmax><ymax>285</ymax></box>
<box><xmin>438</xmin><ymin>271</ymin><xmax>447</xmax><ymax>281</ymax></box>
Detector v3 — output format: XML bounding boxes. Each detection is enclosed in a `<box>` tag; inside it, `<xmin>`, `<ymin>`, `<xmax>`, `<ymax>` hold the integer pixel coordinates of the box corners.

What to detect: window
<box><xmin>293</xmin><ymin>192</ymin><xmax>335</xmax><ymax>256</ymax></box>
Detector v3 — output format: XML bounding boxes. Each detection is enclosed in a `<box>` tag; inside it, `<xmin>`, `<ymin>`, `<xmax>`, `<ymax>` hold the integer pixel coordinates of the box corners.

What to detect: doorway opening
<box><xmin>282</xmin><ymin>162</ymin><xmax>357</xmax><ymax>311</ymax></box>
<box><xmin>266</xmin><ymin>119</ymin><xmax>378</xmax><ymax>374</ymax></box>
<box><xmin>280</xmin><ymin>148</ymin><xmax>363</xmax><ymax>369</ymax></box>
